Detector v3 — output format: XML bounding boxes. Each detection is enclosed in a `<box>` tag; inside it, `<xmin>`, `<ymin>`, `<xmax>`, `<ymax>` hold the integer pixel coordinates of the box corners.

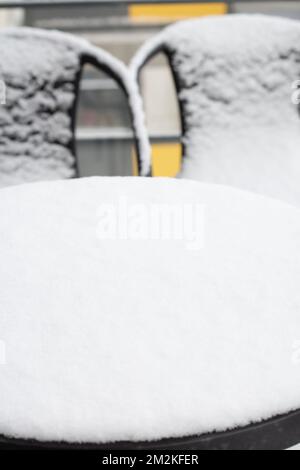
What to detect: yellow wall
<box><xmin>129</xmin><ymin>3</ymin><xmax>227</xmax><ymax>23</ymax></box>
<box><xmin>151</xmin><ymin>142</ymin><xmax>182</xmax><ymax>176</ymax></box>
<box><xmin>133</xmin><ymin>142</ymin><xmax>181</xmax><ymax>176</ymax></box>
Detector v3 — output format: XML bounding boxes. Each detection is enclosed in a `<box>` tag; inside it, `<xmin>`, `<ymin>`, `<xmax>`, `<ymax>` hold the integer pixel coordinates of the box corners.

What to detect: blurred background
<box><xmin>0</xmin><ymin>0</ymin><xmax>300</xmax><ymax>177</ymax></box>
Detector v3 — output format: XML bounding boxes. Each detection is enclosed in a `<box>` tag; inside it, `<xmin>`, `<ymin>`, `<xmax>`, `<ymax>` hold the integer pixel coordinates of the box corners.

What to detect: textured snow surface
<box><xmin>1</xmin><ymin>177</ymin><xmax>300</xmax><ymax>444</ymax></box>
<box><xmin>0</xmin><ymin>29</ymin><xmax>81</xmax><ymax>186</ymax></box>
<box><xmin>131</xmin><ymin>15</ymin><xmax>300</xmax><ymax>206</ymax></box>
<box><xmin>0</xmin><ymin>28</ymin><xmax>150</xmax><ymax>185</ymax></box>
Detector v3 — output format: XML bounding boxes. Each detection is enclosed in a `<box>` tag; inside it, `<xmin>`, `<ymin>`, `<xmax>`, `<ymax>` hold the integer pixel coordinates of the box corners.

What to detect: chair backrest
<box><xmin>131</xmin><ymin>15</ymin><xmax>300</xmax><ymax>206</ymax></box>
<box><xmin>0</xmin><ymin>27</ymin><xmax>151</xmax><ymax>187</ymax></box>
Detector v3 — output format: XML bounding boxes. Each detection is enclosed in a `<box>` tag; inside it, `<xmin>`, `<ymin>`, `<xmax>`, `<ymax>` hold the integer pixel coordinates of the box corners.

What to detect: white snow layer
<box><xmin>0</xmin><ymin>176</ymin><xmax>300</xmax><ymax>444</ymax></box>
<box><xmin>288</xmin><ymin>444</ymin><xmax>300</xmax><ymax>450</ymax></box>
<box><xmin>131</xmin><ymin>15</ymin><xmax>300</xmax><ymax>206</ymax></box>
<box><xmin>0</xmin><ymin>28</ymin><xmax>150</xmax><ymax>186</ymax></box>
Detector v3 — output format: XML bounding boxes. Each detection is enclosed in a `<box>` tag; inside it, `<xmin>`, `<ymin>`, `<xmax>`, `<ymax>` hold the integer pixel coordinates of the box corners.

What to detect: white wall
<box><xmin>0</xmin><ymin>8</ymin><xmax>24</xmax><ymax>27</ymax></box>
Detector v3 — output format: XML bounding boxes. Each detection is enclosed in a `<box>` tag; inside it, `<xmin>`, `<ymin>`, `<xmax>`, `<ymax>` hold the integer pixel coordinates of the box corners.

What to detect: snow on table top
<box><xmin>0</xmin><ymin>176</ymin><xmax>300</xmax><ymax>444</ymax></box>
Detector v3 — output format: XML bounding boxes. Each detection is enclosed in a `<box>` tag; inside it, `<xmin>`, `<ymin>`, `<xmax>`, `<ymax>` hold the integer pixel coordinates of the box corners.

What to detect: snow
<box><xmin>0</xmin><ymin>28</ymin><xmax>150</xmax><ymax>186</ymax></box>
<box><xmin>0</xmin><ymin>176</ymin><xmax>300</xmax><ymax>444</ymax></box>
<box><xmin>131</xmin><ymin>15</ymin><xmax>300</xmax><ymax>206</ymax></box>
<box><xmin>288</xmin><ymin>444</ymin><xmax>300</xmax><ymax>450</ymax></box>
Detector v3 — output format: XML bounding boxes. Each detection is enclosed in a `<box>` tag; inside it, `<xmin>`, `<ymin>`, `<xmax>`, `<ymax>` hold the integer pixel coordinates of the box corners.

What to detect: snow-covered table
<box><xmin>0</xmin><ymin>177</ymin><xmax>300</xmax><ymax>449</ymax></box>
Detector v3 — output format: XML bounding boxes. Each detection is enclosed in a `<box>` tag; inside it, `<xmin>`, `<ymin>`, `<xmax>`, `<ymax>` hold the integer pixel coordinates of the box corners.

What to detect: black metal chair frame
<box><xmin>78</xmin><ymin>53</ymin><xmax>147</xmax><ymax>177</ymax></box>
<box><xmin>0</xmin><ymin>28</ymin><xmax>149</xmax><ymax>179</ymax></box>
<box><xmin>130</xmin><ymin>39</ymin><xmax>192</xmax><ymax>174</ymax></box>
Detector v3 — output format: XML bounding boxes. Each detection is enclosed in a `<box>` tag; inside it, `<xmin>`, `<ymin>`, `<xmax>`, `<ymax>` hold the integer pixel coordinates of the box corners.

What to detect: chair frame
<box><xmin>0</xmin><ymin>28</ymin><xmax>150</xmax><ymax>179</ymax></box>
<box><xmin>130</xmin><ymin>37</ymin><xmax>191</xmax><ymax>174</ymax></box>
<box><xmin>79</xmin><ymin>53</ymin><xmax>149</xmax><ymax>177</ymax></box>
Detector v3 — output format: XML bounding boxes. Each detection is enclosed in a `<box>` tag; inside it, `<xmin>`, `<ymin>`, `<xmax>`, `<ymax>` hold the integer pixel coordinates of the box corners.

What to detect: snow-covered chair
<box><xmin>0</xmin><ymin>28</ymin><xmax>151</xmax><ymax>187</ymax></box>
<box><xmin>0</xmin><ymin>177</ymin><xmax>300</xmax><ymax>450</ymax></box>
<box><xmin>131</xmin><ymin>15</ymin><xmax>300</xmax><ymax>206</ymax></box>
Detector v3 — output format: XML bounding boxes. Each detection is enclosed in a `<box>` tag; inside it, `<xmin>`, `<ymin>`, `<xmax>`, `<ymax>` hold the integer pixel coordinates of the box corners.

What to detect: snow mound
<box><xmin>0</xmin><ymin>176</ymin><xmax>300</xmax><ymax>444</ymax></box>
<box><xmin>0</xmin><ymin>28</ymin><xmax>151</xmax><ymax>185</ymax></box>
<box><xmin>131</xmin><ymin>15</ymin><xmax>300</xmax><ymax>206</ymax></box>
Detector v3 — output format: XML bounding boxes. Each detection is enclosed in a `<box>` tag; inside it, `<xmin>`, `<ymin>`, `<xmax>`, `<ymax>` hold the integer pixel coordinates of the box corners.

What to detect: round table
<box><xmin>0</xmin><ymin>176</ymin><xmax>300</xmax><ymax>450</ymax></box>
